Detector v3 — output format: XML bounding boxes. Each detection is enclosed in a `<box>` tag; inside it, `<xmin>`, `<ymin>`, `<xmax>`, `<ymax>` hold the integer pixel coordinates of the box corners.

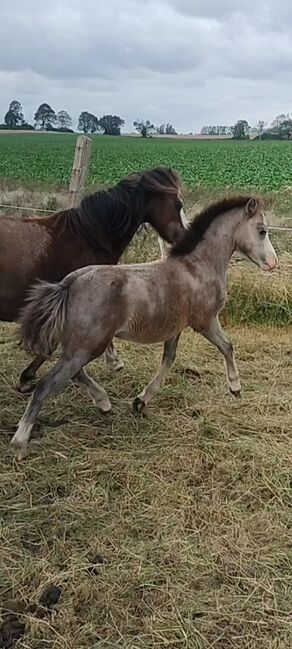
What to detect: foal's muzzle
<box><xmin>260</xmin><ymin>254</ymin><xmax>278</xmax><ymax>272</ymax></box>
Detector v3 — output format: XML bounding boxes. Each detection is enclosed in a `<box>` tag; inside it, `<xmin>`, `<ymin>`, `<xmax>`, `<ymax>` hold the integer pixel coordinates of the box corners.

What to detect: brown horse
<box><xmin>0</xmin><ymin>167</ymin><xmax>185</xmax><ymax>391</ymax></box>
<box><xmin>12</xmin><ymin>195</ymin><xmax>278</xmax><ymax>459</ymax></box>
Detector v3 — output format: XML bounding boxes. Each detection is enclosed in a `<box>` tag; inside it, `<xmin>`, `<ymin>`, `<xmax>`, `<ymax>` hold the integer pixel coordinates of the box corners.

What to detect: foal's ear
<box><xmin>245</xmin><ymin>198</ymin><xmax>258</xmax><ymax>217</ymax></box>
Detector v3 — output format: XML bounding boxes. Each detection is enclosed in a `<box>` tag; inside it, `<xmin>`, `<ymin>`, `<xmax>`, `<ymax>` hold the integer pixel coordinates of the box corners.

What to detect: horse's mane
<box><xmin>171</xmin><ymin>194</ymin><xmax>259</xmax><ymax>257</ymax></box>
<box><xmin>26</xmin><ymin>167</ymin><xmax>180</xmax><ymax>254</ymax></box>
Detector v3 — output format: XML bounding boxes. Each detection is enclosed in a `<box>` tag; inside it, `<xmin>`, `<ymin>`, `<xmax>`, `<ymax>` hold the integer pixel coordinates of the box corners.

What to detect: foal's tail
<box><xmin>19</xmin><ymin>279</ymin><xmax>70</xmax><ymax>357</ymax></box>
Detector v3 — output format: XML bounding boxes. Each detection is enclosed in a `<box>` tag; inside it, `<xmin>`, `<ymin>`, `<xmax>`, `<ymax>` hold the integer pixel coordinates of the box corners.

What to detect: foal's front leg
<box><xmin>103</xmin><ymin>342</ymin><xmax>124</xmax><ymax>372</ymax></box>
<box><xmin>133</xmin><ymin>335</ymin><xmax>180</xmax><ymax>412</ymax></box>
<box><xmin>201</xmin><ymin>316</ymin><xmax>241</xmax><ymax>396</ymax></box>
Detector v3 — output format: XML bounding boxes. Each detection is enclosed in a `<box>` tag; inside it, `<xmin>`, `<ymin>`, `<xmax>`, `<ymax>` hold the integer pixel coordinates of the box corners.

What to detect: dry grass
<box><xmin>1</xmin><ymin>325</ymin><xmax>292</xmax><ymax>648</ymax></box>
<box><xmin>0</xmin><ymin>179</ymin><xmax>68</xmax><ymax>218</ymax></box>
<box><xmin>1</xmin><ymin>182</ymin><xmax>292</xmax><ymax>647</ymax></box>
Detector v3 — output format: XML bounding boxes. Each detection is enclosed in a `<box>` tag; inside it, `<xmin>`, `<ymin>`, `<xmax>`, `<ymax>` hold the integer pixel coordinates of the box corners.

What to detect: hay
<box><xmin>224</xmin><ymin>254</ymin><xmax>292</xmax><ymax>326</ymax></box>
<box><xmin>1</xmin><ymin>325</ymin><xmax>292</xmax><ymax>648</ymax></box>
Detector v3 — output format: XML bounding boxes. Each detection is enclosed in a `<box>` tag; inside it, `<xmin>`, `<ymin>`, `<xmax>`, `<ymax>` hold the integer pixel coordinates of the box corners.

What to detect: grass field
<box><xmin>1</xmin><ymin>139</ymin><xmax>292</xmax><ymax>647</ymax></box>
<box><xmin>1</xmin><ymin>320</ymin><xmax>292</xmax><ymax>648</ymax></box>
<box><xmin>1</xmin><ymin>133</ymin><xmax>292</xmax><ymax>190</ymax></box>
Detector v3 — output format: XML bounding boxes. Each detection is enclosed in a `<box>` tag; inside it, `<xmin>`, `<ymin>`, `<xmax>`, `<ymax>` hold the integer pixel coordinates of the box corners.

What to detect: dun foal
<box><xmin>12</xmin><ymin>195</ymin><xmax>277</xmax><ymax>459</ymax></box>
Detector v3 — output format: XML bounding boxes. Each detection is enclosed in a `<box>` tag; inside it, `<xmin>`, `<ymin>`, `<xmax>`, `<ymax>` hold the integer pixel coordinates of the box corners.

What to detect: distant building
<box><xmin>201</xmin><ymin>126</ymin><xmax>232</xmax><ymax>136</ymax></box>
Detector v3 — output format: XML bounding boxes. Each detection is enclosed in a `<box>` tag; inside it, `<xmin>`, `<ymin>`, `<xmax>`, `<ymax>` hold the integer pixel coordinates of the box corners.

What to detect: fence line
<box><xmin>0</xmin><ymin>135</ymin><xmax>91</xmax><ymax>217</ymax></box>
<box><xmin>269</xmin><ymin>226</ymin><xmax>292</xmax><ymax>232</ymax></box>
<box><xmin>1</xmin><ymin>133</ymin><xmax>292</xmax><ymax>258</ymax></box>
<box><xmin>0</xmin><ymin>204</ymin><xmax>54</xmax><ymax>213</ymax></box>
<box><xmin>0</xmin><ymin>205</ymin><xmax>290</xmax><ymax>234</ymax></box>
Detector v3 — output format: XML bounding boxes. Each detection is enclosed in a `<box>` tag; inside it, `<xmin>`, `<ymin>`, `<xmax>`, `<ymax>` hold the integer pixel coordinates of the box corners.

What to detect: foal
<box><xmin>12</xmin><ymin>195</ymin><xmax>277</xmax><ymax>459</ymax></box>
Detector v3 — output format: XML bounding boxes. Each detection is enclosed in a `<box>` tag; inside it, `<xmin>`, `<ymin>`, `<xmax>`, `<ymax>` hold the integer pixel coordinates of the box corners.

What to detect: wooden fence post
<box><xmin>68</xmin><ymin>135</ymin><xmax>92</xmax><ymax>207</ymax></box>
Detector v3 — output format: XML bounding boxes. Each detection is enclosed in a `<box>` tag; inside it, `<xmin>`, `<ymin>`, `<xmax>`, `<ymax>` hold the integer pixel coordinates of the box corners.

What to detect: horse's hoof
<box><xmin>133</xmin><ymin>397</ymin><xmax>145</xmax><ymax>413</ymax></box>
<box><xmin>98</xmin><ymin>400</ymin><xmax>112</xmax><ymax>414</ymax></box>
<box><xmin>10</xmin><ymin>439</ymin><xmax>28</xmax><ymax>461</ymax></box>
<box><xmin>185</xmin><ymin>368</ymin><xmax>201</xmax><ymax>380</ymax></box>
<box><xmin>17</xmin><ymin>382</ymin><xmax>35</xmax><ymax>395</ymax></box>
<box><xmin>113</xmin><ymin>360</ymin><xmax>124</xmax><ymax>372</ymax></box>
<box><xmin>230</xmin><ymin>388</ymin><xmax>241</xmax><ymax>398</ymax></box>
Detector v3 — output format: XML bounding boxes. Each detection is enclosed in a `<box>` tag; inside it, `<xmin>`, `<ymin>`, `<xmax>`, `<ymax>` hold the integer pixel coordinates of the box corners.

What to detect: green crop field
<box><xmin>1</xmin><ymin>133</ymin><xmax>292</xmax><ymax>190</ymax></box>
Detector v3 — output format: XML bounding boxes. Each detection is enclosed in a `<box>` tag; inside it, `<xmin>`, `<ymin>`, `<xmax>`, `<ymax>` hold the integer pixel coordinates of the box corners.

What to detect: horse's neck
<box><xmin>111</xmin><ymin>213</ymin><xmax>141</xmax><ymax>257</ymax></box>
<box><xmin>193</xmin><ymin>211</ymin><xmax>241</xmax><ymax>278</ymax></box>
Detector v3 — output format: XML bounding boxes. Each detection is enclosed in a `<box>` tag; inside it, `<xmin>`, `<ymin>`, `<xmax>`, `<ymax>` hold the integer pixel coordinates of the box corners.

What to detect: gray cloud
<box><xmin>1</xmin><ymin>0</ymin><xmax>292</xmax><ymax>131</ymax></box>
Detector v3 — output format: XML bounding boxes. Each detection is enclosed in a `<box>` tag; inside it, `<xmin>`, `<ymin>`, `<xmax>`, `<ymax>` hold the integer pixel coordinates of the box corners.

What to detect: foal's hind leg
<box><xmin>18</xmin><ymin>354</ymin><xmax>47</xmax><ymax>393</ymax></box>
<box><xmin>133</xmin><ymin>335</ymin><xmax>180</xmax><ymax>412</ymax></box>
<box><xmin>201</xmin><ymin>316</ymin><xmax>241</xmax><ymax>396</ymax></box>
<box><xmin>11</xmin><ymin>354</ymin><xmax>87</xmax><ymax>460</ymax></box>
<box><xmin>103</xmin><ymin>342</ymin><xmax>124</xmax><ymax>372</ymax></box>
<box><xmin>72</xmin><ymin>369</ymin><xmax>111</xmax><ymax>413</ymax></box>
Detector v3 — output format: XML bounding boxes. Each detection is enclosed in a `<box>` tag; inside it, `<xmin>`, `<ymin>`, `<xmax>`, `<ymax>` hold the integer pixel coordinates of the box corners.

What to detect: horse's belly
<box><xmin>0</xmin><ymin>298</ymin><xmax>22</xmax><ymax>322</ymax></box>
<box><xmin>115</xmin><ymin>311</ymin><xmax>185</xmax><ymax>344</ymax></box>
<box><xmin>0</xmin><ymin>274</ymin><xmax>28</xmax><ymax>320</ymax></box>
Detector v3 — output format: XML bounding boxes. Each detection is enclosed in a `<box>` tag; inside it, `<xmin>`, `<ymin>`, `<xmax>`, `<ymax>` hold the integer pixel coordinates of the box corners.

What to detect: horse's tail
<box><xmin>19</xmin><ymin>279</ymin><xmax>70</xmax><ymax>357</ymax></box>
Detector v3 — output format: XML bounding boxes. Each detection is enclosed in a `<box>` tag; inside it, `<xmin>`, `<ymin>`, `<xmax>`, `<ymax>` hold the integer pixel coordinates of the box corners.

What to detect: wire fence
<box><xmin>270</xmin><ymin>227</ymin><xmax>292</xmax><ymax>258</ymax></box>
<box><xmin>1</xmin><ymin>202</ymin><xmax>292</xmax><ymax>260</ymax></box>
<box><xmin>0</xmin><ymin>203</ymin><xmax>54</xmax><ymax>213</ymax></box>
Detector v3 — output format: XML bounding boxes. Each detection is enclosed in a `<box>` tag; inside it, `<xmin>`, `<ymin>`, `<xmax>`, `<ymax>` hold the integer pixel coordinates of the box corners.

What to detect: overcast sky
<box><xmin>1</xmin><ymin>0</ymin><xmax>292</xmax><ymax>132</ymax></box>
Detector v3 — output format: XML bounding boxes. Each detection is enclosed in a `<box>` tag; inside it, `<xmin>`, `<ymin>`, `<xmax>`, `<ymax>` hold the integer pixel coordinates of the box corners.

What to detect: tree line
<box><xmin>1</xmin><ymin>100</ymin><xmax>126</xmax><ymax>135</ymax></box>
<box><xmin>2</xmin><ymin>101</ymin><xmax>73</xmax><ymax>132</ymax></box>
<box><xmin>3</xmin><ymin>100</ymin><xmax>292</xmax><ymax>140</ymax></box>
<box><xmin>78</xmin><ymin>115</ymin><xmax>177</xmax><ymax>136</ymax></box>
<box><xmin>1</xmin><ymin>100</ymin><xmax>177</xmax><ymax>137</ymax></box>
<box><xmin>201</xmin><ymin>115</ymin><xmax>292</xmax><ymax>140</ymax></box>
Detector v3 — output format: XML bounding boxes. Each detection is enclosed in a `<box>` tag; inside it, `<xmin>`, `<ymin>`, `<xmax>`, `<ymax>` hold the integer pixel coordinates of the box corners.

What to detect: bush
<box><xmin>0</xmin><ymin>123</ymin><xmax>34</xmax><ymax>131</ymax></box>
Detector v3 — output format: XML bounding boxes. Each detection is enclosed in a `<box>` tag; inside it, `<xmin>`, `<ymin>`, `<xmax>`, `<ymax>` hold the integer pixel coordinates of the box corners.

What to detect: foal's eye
<box><xmin>259</xmin><ymin>228</ymin><xmax>267</xmax><ymax>237</ymax></box>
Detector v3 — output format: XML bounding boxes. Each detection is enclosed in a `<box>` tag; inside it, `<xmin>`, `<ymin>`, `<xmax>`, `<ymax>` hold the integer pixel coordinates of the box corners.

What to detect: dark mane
<box><xmin>171</xmin><ymin>194</ymin><xmax>257</xmax><ymax>257</ymax></box>
<box><xmin>27</xmin><ymin>167</ymin><xmax>180</xmax><ymax>254</ymax></box>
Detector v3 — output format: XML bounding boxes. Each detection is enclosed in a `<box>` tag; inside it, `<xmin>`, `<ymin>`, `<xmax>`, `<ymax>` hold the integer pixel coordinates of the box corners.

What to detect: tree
<box><xmin>78</xmin><ymin>111</ymin><xmax>99</xmax><ymax>133</ymax></box>
<box><xmin>4</xmin><ymin>100</ymin><xmax>24</xmax><ymax>128</ymax></box>
<box><xmin>133</xmin><ymin>119</ymin><xmax>155</xmax><ymax>138</ymax></box>
<box><xmin>231</xmin><ymin>119</ymin><xmax>250</xmax><ymax>139</ymax></box>
<box><xmin>165</xmin><ymin>123</ymin><xmax>177</xmax><ymax>135</ymax></box>
<box><xmin>271</xmin><ymin>113</ymin><xmax>292</xmax><ymax>139</ymax></box>
<box><xmin>272</xmin><ymin>114</ymin><xmax>286</xmax><ymax>132</ymax></box>
<box><xmin>99</xmin><ymin>115</ymin><xmax>125</xmax><ymax>135</ymax></box>
<box><xmin>156</xmin><ymin>124</ymin><xmax>166</xmax><ymax>135</ymax></box>
<box><xmin>57</xmin><ymin>110</ymin><xmax>73</xmax><ymax>130</ymax></box>
<box><xmin>278</xmin><ymin>119</ymin><xmax>292</xmax><ymax>139</ymax></box>
<box><xmin>257</xmin><ymin>120</ymin><xmax>266</xmax><ymax>140</ymax></box>
<box><xmin>34</xmin><ymin>103</ymin><xmax>56</xmax><ymax>130</ymax></box>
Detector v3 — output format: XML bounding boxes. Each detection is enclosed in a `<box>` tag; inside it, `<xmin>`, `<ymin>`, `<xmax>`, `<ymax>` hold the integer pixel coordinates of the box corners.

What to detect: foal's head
<box><xmin>124</xmin><ymin>167</ymin><xmax>185</xmax><ymax>244</ymax></box>
<box><xmin>235</xmin><ymin>198</ymin><xmax>278</xmax><ymax>271</ymax></box>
